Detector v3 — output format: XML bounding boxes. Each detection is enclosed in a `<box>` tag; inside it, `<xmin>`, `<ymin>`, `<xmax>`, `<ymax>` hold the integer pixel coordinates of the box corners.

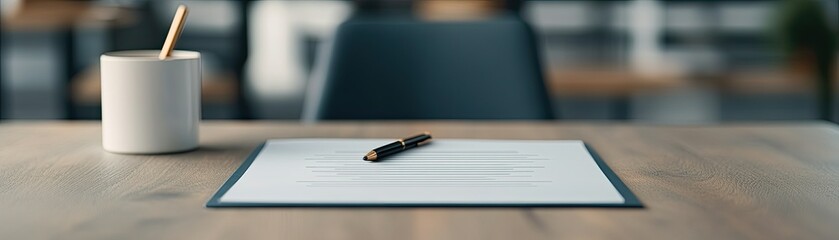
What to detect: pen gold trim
<box><xmin>364</xmin><ymin>151</ymin><xmax>378</xmax><ymax>161</ymax></box>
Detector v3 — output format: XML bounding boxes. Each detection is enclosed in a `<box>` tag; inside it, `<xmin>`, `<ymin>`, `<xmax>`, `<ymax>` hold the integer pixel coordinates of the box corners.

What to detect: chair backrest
<box><xmin>310</xmin><ymin>14</ymin><xmax>554</xmax><ymax>120</ymax></box>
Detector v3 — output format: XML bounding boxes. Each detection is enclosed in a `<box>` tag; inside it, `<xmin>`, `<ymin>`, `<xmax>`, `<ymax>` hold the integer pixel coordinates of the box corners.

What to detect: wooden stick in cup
<box><xmin>159</xmin><ymin>5</ymin><xmax>189</xmax><ymax>60</ymax></box>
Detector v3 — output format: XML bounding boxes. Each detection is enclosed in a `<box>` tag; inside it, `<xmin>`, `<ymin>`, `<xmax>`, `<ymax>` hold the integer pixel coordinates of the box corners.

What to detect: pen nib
<box><xmin>364</xmin><ymin>151</ymin><xmax>378</xmax><ymax>161</ymax></box>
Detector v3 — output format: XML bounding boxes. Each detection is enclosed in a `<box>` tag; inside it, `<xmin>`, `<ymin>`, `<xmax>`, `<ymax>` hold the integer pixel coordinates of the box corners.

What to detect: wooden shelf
<box><xmin>71</xmin><ymin>66</ymin><xmax>239</xmax><ymax>105</ymax></box>
<box><xmin>2</xmin><ymin>1</ymin><xmax>137</xmax><ymax>31</ymax></box>
<box><xmin>547</xmin><ymin>67</ymin><xmax>685</xmax><ymax>97</ymax></box>
<box><xmin>548</xmin><ymin>64</ymin><xmax>839</xmax><ymax>97</ymax></box>
<box><xmin>717</xmin><ymin>62</ymin><xmax>839</xmax><ymax>94</ymax></box>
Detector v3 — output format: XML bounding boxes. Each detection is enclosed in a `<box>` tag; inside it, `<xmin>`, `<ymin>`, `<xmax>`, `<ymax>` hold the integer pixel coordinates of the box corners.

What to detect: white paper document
<box><xmin>213</xmin><ymin>139</ymin><xmax>630</xmax><ymax>206</ymax></box>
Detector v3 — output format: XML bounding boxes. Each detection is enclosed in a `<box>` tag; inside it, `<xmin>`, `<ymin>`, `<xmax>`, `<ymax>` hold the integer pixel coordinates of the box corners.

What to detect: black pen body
<box><xmin>403</xmin><ymin>134</ymin><xmax>432</xmax><ymax>148</ymax></box>
<box><xmin>372</xmin><ymin>142</ymin><xmax>405</xmax><ymax>159</ymax></box>
<box><xmin>363</xmin><ymin>133</ymin><xmax>432</xmax><ymax>161</ymax></box>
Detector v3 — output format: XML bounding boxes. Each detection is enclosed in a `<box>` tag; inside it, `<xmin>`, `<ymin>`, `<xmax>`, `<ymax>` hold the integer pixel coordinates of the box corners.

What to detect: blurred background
<box><xmin>1</xmin><ymin>0</ymin><xmax>837</xmax><ymax>123</ymax></box>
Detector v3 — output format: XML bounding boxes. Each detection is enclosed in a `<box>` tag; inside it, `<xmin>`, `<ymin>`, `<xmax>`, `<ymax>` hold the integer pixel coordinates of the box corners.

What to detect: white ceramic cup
<box><xmin>100</xmin><ymin>50</ymin><xmax>201</xmax><ymax>154</ymax></box>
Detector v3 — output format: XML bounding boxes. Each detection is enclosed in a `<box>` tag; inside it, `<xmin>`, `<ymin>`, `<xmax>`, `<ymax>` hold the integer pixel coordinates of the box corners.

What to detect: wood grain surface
<box><xmin>0</xmin><ymin>121</ymin><xmax>837</xmax><ymax>240</ymax></box>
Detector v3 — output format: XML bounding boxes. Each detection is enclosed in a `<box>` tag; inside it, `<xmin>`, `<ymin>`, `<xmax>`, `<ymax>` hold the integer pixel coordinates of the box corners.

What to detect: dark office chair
<box><xmin>309</xmin><ymin>14</ymin><xmax>554</xmax><ymax>120</ymax></box>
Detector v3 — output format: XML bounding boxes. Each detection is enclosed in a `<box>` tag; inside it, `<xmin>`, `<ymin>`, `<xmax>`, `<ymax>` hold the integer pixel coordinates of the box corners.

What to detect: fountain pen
<box><xmin>363</xmin><ymin>132</ymin><xmax>433</xmax><ymax>161</ymax></box>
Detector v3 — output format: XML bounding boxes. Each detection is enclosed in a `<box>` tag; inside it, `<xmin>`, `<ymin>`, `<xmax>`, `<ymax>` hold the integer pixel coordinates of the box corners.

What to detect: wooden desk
<box><xmin>1</xmin><ymin>121</ymin><xmax>837</xmax><ymax>240</ymax></box>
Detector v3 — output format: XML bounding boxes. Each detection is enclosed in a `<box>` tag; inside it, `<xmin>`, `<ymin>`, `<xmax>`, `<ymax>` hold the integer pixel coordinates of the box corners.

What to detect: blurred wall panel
<box><xmin>2</xmin><ymin>32</ymin><xmax>66</xmax><ymax>119</ymax></box>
